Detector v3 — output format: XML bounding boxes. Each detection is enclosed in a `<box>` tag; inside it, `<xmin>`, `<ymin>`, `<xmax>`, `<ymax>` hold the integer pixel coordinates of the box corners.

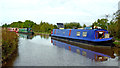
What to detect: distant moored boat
<box><xmin>8</xmin><ymin>28</ymin><xmax>34</xmax><ymax>35</ymax></box>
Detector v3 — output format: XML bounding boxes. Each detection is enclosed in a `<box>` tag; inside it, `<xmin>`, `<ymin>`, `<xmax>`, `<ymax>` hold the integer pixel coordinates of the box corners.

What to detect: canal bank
<box><xmin>114</xmin><ymin>40</ymin><xmax>120</xmax><ymax>47</ymax></box>
<box><xmin>3</xmin><ymin>34</ymin><xmax>119</xmax><ymax>66</ymax></box>
<box><xmin>34</xmin><ymin>32</ymin><xmax>51</xmax><ymax>36</ymax></box>
<box><xmin>2</xmin><ymin>28</ymin><xmax>19</xmax><ymax>66</ymax></box>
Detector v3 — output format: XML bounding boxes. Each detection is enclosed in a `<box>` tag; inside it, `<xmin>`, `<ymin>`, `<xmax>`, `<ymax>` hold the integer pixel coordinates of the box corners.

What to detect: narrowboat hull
<box><xmin>51</xmin><ymin>36</ymin><xmax>114</xmax><ymax>46</ymax></box>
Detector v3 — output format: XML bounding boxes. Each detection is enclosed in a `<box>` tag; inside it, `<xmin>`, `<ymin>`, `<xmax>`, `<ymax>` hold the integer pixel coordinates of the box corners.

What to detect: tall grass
<box><xmin>2</xmin><ymin>28</ymin><xmax>18</xmax><ymax>63</ymax></box>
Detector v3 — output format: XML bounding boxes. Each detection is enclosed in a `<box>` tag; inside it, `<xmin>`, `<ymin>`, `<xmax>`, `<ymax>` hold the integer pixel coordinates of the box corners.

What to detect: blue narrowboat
<box><xmin>51</xmin><ymin>28</ymin><xmax>114</xmax><ymax>43</ymax></box>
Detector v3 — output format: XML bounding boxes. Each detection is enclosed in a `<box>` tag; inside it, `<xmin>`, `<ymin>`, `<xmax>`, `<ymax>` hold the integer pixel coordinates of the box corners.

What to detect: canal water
<box><xmin>5</xmin><ymin>34</ymin><xmax>120</xmax><ymax>66</ymax></box>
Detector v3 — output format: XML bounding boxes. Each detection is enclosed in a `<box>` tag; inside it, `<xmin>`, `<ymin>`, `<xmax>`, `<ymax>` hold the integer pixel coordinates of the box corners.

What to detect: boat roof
<box><xmin>54</xmin><ymin>29</ymin><xmax>108</xmax><ymax>32</ymax></box>
<box><xmin>55</xmin><ymin>29</ymin><xmax>107</xmax><ymax>31</ymax></box>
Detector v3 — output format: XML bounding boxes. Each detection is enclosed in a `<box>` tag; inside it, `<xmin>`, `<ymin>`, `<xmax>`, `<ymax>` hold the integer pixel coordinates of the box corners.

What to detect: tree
<box><xmin>64</xmin><ymin>22</ymin><xmax>82</xmax><ymax>29</ymax></box>
<box><xmin>53</xmin><ymin>25</ymin><xmax>57</xmax><ymax>29</ymax></box>
<box><xmin>23</xmin><ymin>20</ymin><xmax>36</xmax><ymax>28</ymax></box>
<box><xmin>83</xmin><ymin>24</ymin><xmax>86</xmax><ymax>28</ymax></box>
<box><xmin>93</xmin><ymin>19</ymin><xmax>108</xmax><ymax>30</ymax></box>
<box><xmin>107</xmin><ymin>10</ymin><xmax>120</xmax><ymax>38</ymax></box>
<box><xmin>2</xmin><ymin>23</ymin><xmax>9</xmax><ymax>27</ymax></box>
<box><xmin>32</xmin><ymin>25</ymin><xmax>39</xmax><ymax>32</ymax></box>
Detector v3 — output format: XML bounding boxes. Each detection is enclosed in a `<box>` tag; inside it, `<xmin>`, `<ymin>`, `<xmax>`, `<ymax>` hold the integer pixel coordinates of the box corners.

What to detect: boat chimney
<box><xmin>57</xmin><ymin>23</ymin><xmax>64</xmax><ymax>29</ymax></box>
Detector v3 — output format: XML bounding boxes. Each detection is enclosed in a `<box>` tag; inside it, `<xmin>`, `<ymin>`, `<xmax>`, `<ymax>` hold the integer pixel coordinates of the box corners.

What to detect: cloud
<box><xmin>0</xmin><ymin>0</ymin><xmax>120</xmax><ymax>26</ymax></box>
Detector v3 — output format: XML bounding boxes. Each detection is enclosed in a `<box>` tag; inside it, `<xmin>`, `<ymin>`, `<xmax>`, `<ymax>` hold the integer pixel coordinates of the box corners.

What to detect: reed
<box><xmin>2</xmin><ymin>28</ymin><xmax>18</xmax><ymax>64</ymax></box>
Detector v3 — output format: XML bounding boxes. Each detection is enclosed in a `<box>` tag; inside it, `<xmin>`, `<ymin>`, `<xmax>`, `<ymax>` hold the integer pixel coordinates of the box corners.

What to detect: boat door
<box><xmin>95</xmin><ymin>31</ymin><xmax>105</xmax><ymax>39</ymax></box>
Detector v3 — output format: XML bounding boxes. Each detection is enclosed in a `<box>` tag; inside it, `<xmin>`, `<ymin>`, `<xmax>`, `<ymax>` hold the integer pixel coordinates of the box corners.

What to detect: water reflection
<box><xmin>3</xmin><ymin>35</ymin><xmax>119</xmax><ymax>66</ymax></box>
<box><xmin>40</xmin><ymin>34</ymin><xmax>49</xmax><ymax>39</ymax></box>
<box><xmin>17</xmin><ymin>33</ymin><xmax>34</xmax><ymax>39</ymax></box>
<box><xmin>17</xmin><ymin>33</ymin><xmax>50</xmax><ymax>40</ymax></box>
<box><xmin>51</xmin><ymin>37</ymin><xmax>115</xmax><ymax>62</ymax></box>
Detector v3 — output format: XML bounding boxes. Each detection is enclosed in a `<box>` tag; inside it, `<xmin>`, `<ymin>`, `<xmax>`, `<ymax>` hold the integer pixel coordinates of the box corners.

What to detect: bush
<box><xmin>2</xmin><ymin>28</ymin><xmax>18</xmax><ymax>61</ymax></box>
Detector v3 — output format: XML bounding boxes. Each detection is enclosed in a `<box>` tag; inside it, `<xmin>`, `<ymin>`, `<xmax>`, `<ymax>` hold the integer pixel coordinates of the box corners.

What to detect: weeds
<box><xmin>2</xmin><ymin>28</ymin><xmax>18</xmax><ymax>62</ymax></box>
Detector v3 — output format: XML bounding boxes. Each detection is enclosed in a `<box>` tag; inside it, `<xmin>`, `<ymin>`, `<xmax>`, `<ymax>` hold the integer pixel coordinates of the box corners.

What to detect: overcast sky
<box><xmin>0</xmin><ymin>0</ymin><xmax>119</xmax><ymax>26</ymax></box>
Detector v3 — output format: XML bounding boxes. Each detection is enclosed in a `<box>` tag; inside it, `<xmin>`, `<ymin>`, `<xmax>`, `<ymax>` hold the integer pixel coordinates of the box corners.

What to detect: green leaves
<box><xmin>2</xmin><ymin>20</ymin><xmax>56</xmax><ymax>34</ymax></box>
<box><xmin>93</xmin><ymin>19</ymin><xmax>108</xmax><ymax>30</ymax></box>
<box><xmin>83</xmin><ymin>24</ymin><xmax>86</xmax><ymax>28</ymax></box>
<box><xmin>3</xmin><ymin>20</ymin><xmax>37</xmax><ymax>28</ymax></box>
<box><xmin>64</xmin><ymin>22</ymin><xmax>82</xmax><ymax>29</ymax></box>
<box><xmin>107</xmin><ymin>11</ymin><xmax>120</xmax><ymax>38</ymax></box>
<box><xmin>32</xmin><ymin>21</ymin><xmax>55</xmax><ymax>33</ymax></box>
<box><xmin>2</xmin><ymin>23</ymin><xmax>10</xmax><ymax>27</ymax></box>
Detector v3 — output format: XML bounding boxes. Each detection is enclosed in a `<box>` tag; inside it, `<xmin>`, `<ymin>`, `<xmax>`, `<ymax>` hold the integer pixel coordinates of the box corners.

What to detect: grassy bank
<box><xmin>113</xmin><ymin>37</ymin><xmax>120</xmax><ymax>47</ymax></box>
<box><xmin>34</xmin><ymin>32</ymin><xmax>51</xmax><ymax>35</ymax></box>
<box><xmin>115</xmin><ymin>38</ymin><xmax>120</xmax><ymax>41</ymax></box>
<box><xmin>114</xmin><ymin>42</ymin><xmax>120</xmax><ymax>46</ymax></box>
<box><xmin>2</xmin><ymin>28</ymin><xmax>18</xmax><ymax>65</ymax></box>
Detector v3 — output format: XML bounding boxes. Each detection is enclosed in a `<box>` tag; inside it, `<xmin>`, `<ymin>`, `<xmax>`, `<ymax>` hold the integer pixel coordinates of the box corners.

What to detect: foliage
<box><xmin>2</xmin><ymin>23</ymin><xmax>10</xmax><ymax>27</ymax></box>
<box><xmin>93</xmin><ymin>19</ymin><xmax>108</xmax><ymax>30</ymax></box>
<box><xmin>113</xmin><ymin>42</ymin><xmax>120</xmax><ymax>45</ymax></box>
<box><xmin>9</xmin><ymin>20</ymin><xmax>37</xmax><ymax>28</ymax></box>
<box><xmin>107</xmin><ymin>10</ymin><xmax>120</xmax><ymax>38</ymax></box>
<box><xmin>83</xmin><ymin>24</ymin><xmax>86</xmax><ymax>28</ymax></box>
<box><xmin>31</xmin><ymin>21</ymin><xmax>56</xmax><ymax>33</ymax></box>
<box><xmin>108</xmin><ymin>20</ymin><xmax>120</xmax><ymax>38</ymax></box>
<box><xmin>92</xmin><ymin>13</ymin><xmax>120</xmax><ymax>39</ymax></box>
<box><xmin>2</xmin><ymin>28</ymin><xmax>18</xmax><ymax>60</ymax></box>
<box><xmin>64</xmin><ymin>22</ymin><xmax>82</xmax><ymax>29</ymax></box>
<box><xmin>2</xmin><ymin>20</ymin><xmax>57</xmax><ymax>34</ymax></box>
<box><xmin>115</xmin><ymin>38</ymin><xmax>120</xmax><ymax>41</ymax></box>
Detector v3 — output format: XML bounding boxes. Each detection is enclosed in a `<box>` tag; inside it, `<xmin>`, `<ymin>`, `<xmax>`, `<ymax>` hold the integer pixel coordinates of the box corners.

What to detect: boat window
<box><xmin>105</xmin><ymin>34</ymin><xmax>109</xmax><ymax>38</ymax></box>
<box><xmin>83</xmin><ymin>32</ymin><xmax>87</xmax><ymax>37</ymax></box>
<box><xmin>77</xmin><ymin>32</ymin><xmax>80</xmax><ymax>36</ymax></box>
